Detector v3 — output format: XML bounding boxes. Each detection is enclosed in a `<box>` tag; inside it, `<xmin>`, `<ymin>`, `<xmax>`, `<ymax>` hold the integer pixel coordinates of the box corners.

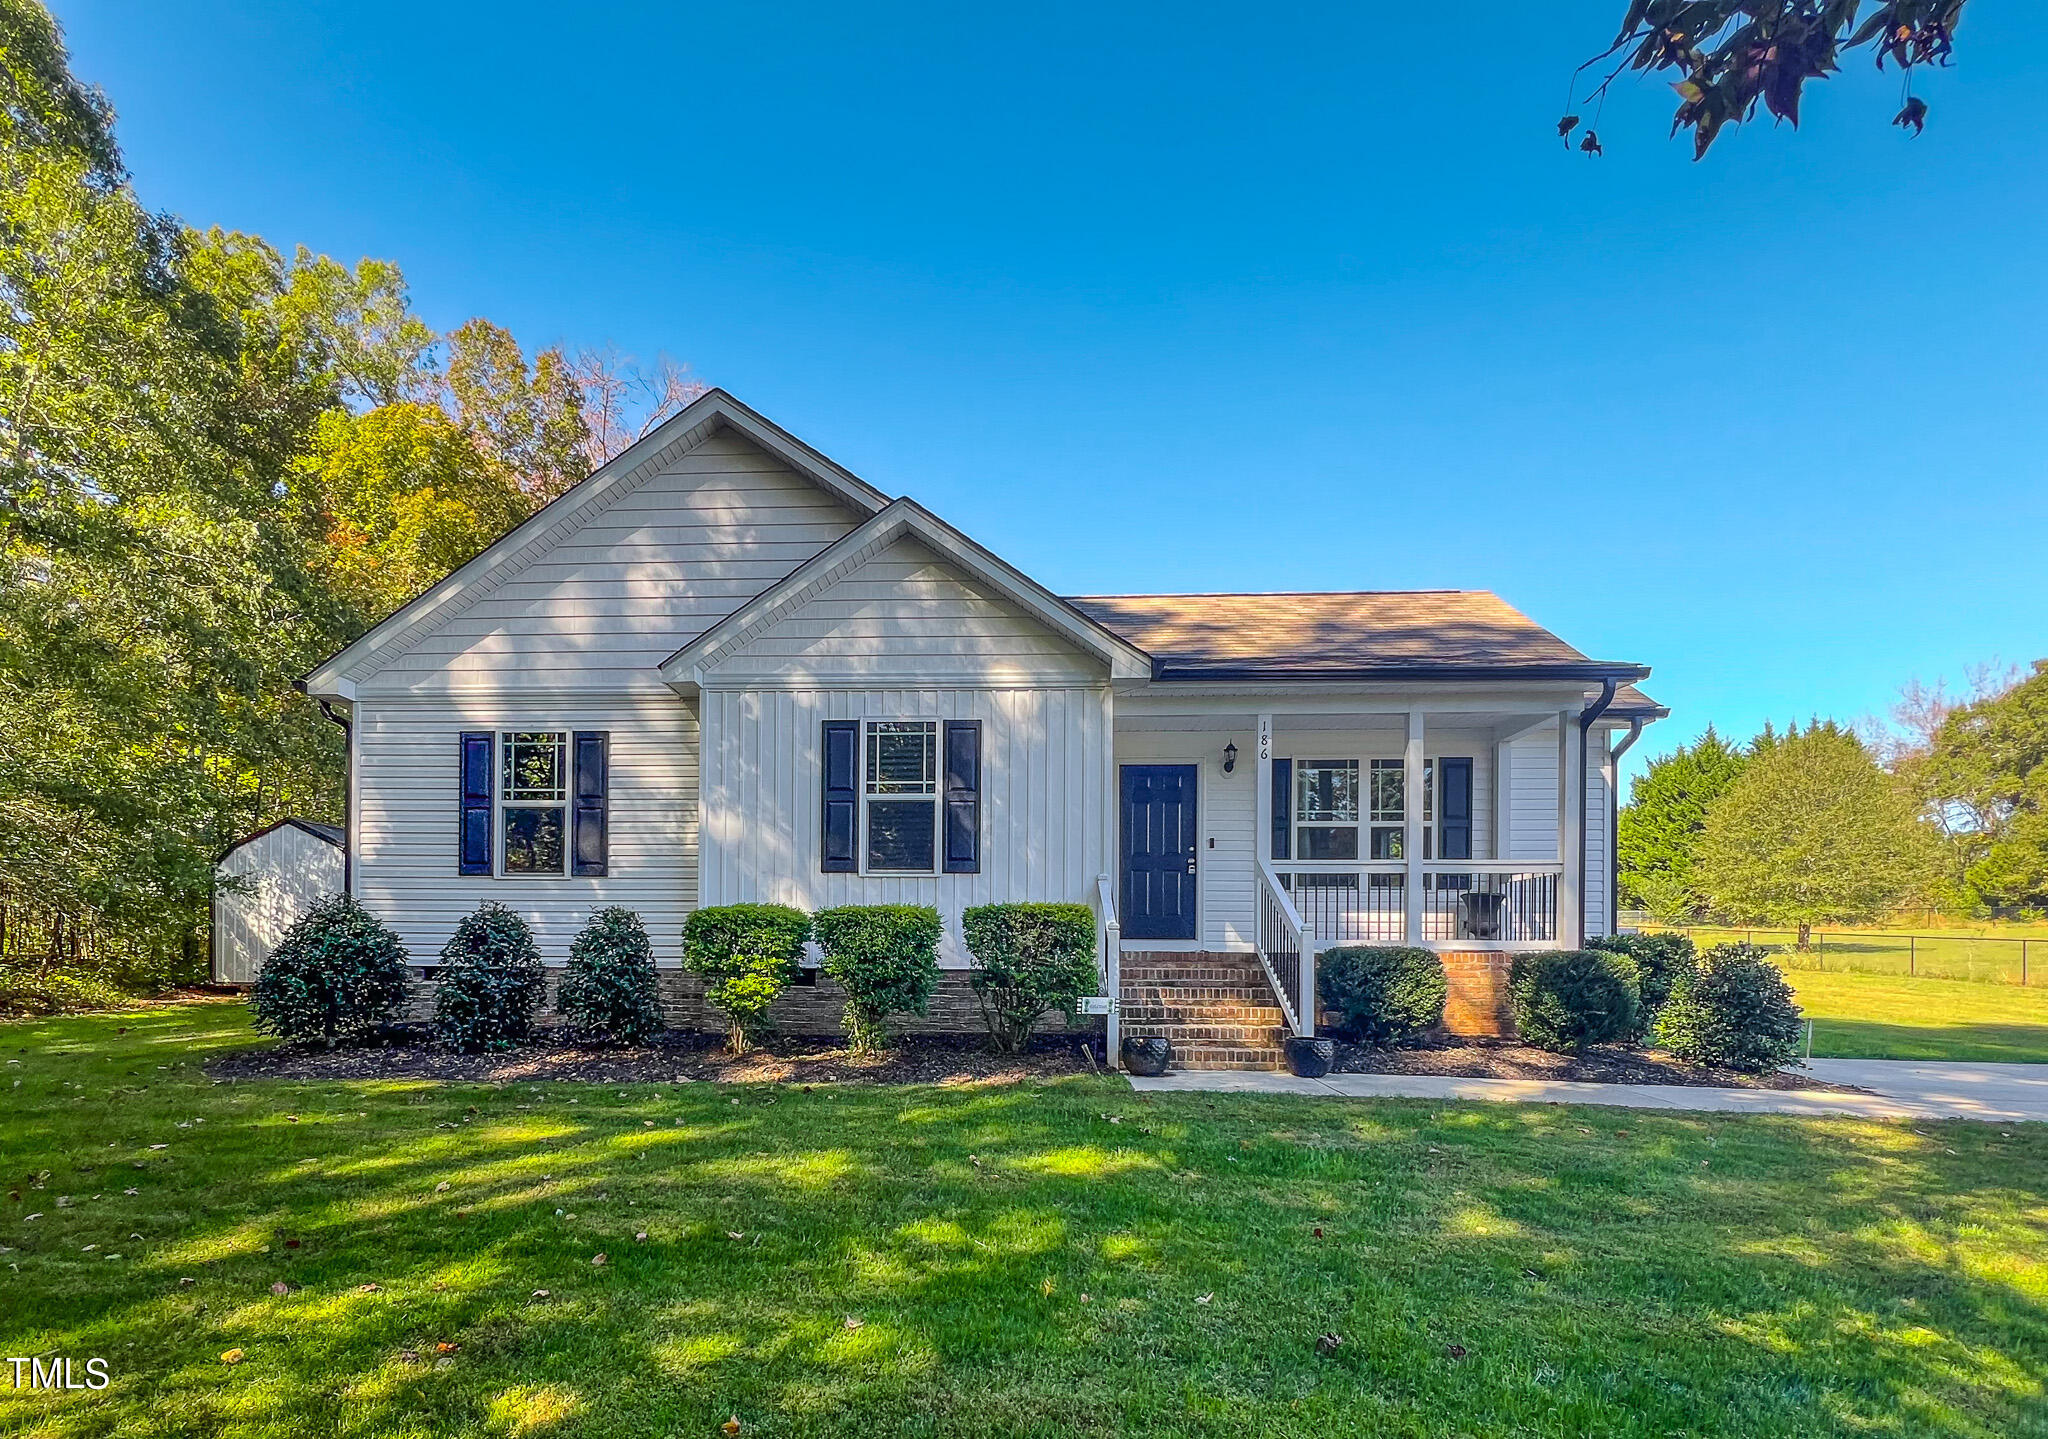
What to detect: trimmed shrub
<box><xmin>1315</xmin><ymin>946</ymin><xmax>1447</xmax><ymax>1046</ymax></box>
<box><xmin>1587</xmin><ymin>930</ymin><xmax>1697</xmax><ymax>1040</ymax></box>
<box><xmin>558</xmin><ymin>907</ymin><xmax>663</xmax><ymax>1045</ymax></box>
<box><xmin>681</xmin><ymin>903</ymin><xmax>812</xmax><ymax>1053</ymax></box>
<box><xmin>1654</xmin><ymin>942</ymin><xmax>1804</xmax><ymax>1074</ymax></box>
<box><xmin>813</xmin><ymin>904</ymin><xmax>942</xmax><ymax>1055</ymax></box>
<box><xmin>433</xmin><ymin>902</ymin><xmax>546</xmax><ymax>1053</ymax></box>
<box><xmin>1509</xmin><ymin>948</ymin><xmax>1640</xmax><ymax>1053</ymax></box>
<box><xmin>248</xmin><ymin>893</ymin><xmax>411</xmax><ymax>1046</ymax></box>
<box><xmin>962</xmin><ymin>902</ymin><xmax>1097</xmax><ymax>1052</ymax></box>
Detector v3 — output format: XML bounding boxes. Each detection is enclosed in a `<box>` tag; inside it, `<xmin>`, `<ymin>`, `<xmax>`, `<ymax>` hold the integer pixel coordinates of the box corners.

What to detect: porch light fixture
<box><xmin>1222</xmin><ymin>742</ymin><xmax>1237</xmax><ymax>774</ymax></box>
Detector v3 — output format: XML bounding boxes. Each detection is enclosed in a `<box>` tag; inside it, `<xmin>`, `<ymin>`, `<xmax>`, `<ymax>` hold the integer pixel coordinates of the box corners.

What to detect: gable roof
<box><xmin>659</xmin><ymin>498</ymin><xmax>1154</xmax><ymax>688</ymax></box>
<box><xmin>217</xmin><ymin>816</ymin><xmax>346</xmax><ymax>865</ymax></box>
<box><xmin>301</xmin><ymin>390</ymin><xmax>892</xmax><ymax>699</ymax></box>
<box><xmin>1067</xmin><ymin>591</ymin><xmax>1652</xmax><ymax>685</ymax></box>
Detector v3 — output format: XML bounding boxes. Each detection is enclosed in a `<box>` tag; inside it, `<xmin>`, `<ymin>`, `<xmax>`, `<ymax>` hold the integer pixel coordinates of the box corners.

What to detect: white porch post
<box><xmin>1404</xmin><ymin>709</ymin><xmax>1424</xmax><ymax>945</ymax></box>
<box><xmin>1255</xmin><ymin>713</ymin><xmax>1274</xmax><ymax>864</ymax></box>
<box><xmin>1557</xmin><ymin>709</ymin><xmax>1583</xmax><ymax>948</ymax></box>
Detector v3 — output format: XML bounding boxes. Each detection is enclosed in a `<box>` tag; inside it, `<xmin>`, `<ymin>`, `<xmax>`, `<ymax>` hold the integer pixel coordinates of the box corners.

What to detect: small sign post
<box><xmin>1076</xmin><ymin>996</ymin><xmax>1115</xmax><ymax>1016</ymax></box>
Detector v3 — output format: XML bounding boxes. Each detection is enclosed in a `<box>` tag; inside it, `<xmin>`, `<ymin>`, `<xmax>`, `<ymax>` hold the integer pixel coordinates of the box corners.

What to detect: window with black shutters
<box><xmin>863</xmin><ymin>720</ymin><xmax>938</xmax><ymax>873</ymax></box>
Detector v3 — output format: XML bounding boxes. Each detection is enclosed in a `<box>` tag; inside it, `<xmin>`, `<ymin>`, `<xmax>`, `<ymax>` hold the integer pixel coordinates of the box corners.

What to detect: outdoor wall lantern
<box><xmin>1222</xmin><ymin>742</ymin><xmax>1237</xmax><ymax>774</ymax></box>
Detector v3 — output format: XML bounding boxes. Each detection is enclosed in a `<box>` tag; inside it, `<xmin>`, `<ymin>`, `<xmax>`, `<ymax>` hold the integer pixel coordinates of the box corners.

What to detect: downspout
<box><xmin>317</xmin><ymin>698</ymin><xmax>353</xmax><ymax>896</ymax></box>
<box><xmin>1608</xmin><ymin>716</ymin><xmax>1646</xmax><ymax>935</ymax></box>
<box><xmin>1575</xmin><ymin>679</ymin><xmax>1617</xmax><ymax>942</ymax></box>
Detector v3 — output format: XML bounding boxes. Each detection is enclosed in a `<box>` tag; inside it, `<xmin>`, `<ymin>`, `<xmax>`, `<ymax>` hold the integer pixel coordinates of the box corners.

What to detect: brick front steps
<box><xmin>1120</xmin><ymin>952</ymin><xmax>1288</xmax><ymax>1071</ymax></box>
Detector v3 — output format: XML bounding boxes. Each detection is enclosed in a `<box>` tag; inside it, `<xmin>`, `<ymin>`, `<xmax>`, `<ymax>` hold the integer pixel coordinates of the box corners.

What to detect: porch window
<box><xmin>1369</xmin><ymin>759</ymin><xmax>1405</xmax><ymax>859</ymax></box>
<box><xmin>500</xmin><ymin>730</ymin><xmax>568</xmax><ymax>875</ymax></box>
<box><xmin>864</xmin><ymin>721</ymin><xmax>939</xmax><ymax>873</ymax></box>
<box><xmin>1294</xmin><ymin>761</ymin><xmax>1359</xmax><ymax>860</ymax></box>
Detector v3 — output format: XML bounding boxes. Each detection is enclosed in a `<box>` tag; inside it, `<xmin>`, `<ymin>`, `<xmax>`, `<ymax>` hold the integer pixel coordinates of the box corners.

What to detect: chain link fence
<box><xmin>1628</xmin><ymin>920</ymin><xmax>2042</xmax><ymax>988</ymax></box>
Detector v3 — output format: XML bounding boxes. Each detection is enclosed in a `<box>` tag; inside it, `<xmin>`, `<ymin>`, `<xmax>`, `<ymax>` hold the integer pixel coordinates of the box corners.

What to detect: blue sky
<box><xmin>54</xmin><ymin>1</ymin><xmax>2047</xmax><ymax>785</ymax></box>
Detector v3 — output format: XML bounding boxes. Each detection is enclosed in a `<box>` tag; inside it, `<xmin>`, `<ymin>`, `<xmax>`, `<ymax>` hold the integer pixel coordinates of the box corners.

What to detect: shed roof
<box><xmin>1067</xmin><ymin>590</ymin><xmax>1654</xmax><ymax>688</ymax></box>
<box><xmin>218</xmin><ymin>817</ymin><xmax>346</xmax><ymax>863</ymax></box>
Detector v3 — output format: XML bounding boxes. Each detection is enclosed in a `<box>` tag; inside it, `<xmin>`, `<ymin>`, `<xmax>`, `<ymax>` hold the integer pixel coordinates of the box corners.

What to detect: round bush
<box><xmin>962</xmin><ymin>902</ymin><xmax>1099</xmax><ymax>1052</ymax></box>
<box><xmin>1509</xmin><ymin>949</ymin><xmax>1641</xmax><ymax>1053</ymax></box>
<box><xmin>1315</xmin><ymin>946</ymin><xmax>1446</xmax><ymax>1046</ymax></box>
<box><xmin>682</xmin><ymin>903</ymin><xmax>812</xmax><ymax>1053</ymax></box>
<box><xmin>1654</xmin><ymin>942</ymin><xmax>1804</xmax><ymax>1074</ymax></box>
<box><xmin>433</xmin><ymin>902</ymin><xmax>546</xmax><ymax>1053</ymax></box>
<box><xmin>1587</xmin><ymin>930</ymin><xmax>1697</xmax><ymax>1039</ymax></box>
<box><xmin>558</xmin><ymin>907</ymin><xmax>663</xmax><ymax>1045</ymax></box>
<box><xmin>813</xmin><ymin>904</ymin><xmax>941</xmax><ymax>1055</ymax></box>
<box><xmin>249</xmin><ymin>893</ymin><xmax>412</xmax><ymax>1046</ymax></box>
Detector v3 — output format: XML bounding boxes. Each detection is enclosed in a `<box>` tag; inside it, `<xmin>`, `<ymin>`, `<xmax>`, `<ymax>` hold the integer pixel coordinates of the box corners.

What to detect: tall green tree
<box><xmin>1694</xmin><ymin>722</ymin><xmax>1935</xmax><ymax>946</ymax></box>
<box><xmin>444</xmin><ymin>319</ymin><xmax>587</xmax><ymax>503</ymax></box>
<box><xmin>1919</xmin><ymin>660</ymin><xmax>2048</xmax><ymax>916</ymax></box>
<box><xmin>1617</xmin><ymin>726</ymin><xmax>1747</xmax><ymax>920</ymax></box>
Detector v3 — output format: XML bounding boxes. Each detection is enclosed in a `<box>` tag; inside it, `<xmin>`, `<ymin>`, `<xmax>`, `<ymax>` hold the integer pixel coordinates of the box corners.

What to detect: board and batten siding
<box><xmin>712</xmin><ymin>535</ymin><xmax>1105</xmax><ymax>685</ymax></box>
<box><xmin>697</xmin><ymin>686</ymin><xmax>1112</xmax><ymax>967</ymax></box>
<box><xmin>212</xmin><ymin>826</ymin><xmax>346</xmax><ymax>984</ymax></box>
<box><xmin>353</xmin><ymin>694</ymin><xmax>698</xmax><ymax>965</ymax></box>
<box><xmin>1501</xmin><ymin>721</ymin><xmax>1612</xmax><ymax>939</ymax></box>
<box><xmin>354</xmin><ymin>431</ymin><xmax>862</xmax><ymax>696</ymax></box>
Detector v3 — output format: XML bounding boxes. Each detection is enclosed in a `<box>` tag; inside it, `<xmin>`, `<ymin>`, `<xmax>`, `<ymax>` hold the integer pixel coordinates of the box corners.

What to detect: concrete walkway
<box><xmin>1126</xmin><ymin>1058</ymin><xmax>2048</xmax><ymax>1123</ymax></box>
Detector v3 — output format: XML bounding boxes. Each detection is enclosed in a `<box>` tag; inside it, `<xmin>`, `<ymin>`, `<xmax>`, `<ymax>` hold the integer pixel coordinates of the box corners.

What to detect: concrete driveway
<box><xmin>1127</xmin><ymin>1059</ymin><xmax>2048</xmax><ymax>1123</ymax></box>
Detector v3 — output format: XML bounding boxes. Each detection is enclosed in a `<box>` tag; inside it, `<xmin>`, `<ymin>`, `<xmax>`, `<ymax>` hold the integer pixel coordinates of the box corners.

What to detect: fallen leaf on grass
<box><xmin>122</xmin><ymin>1188</ymin><xmax>138</xmax><ymax>1196</ymax></box>
<box><xmin>722</xmin><ymin>1418</ymin><xmax>742</xmax><ymax>1437</ymax></box>
<box><xmin>1195</xmin><ymin>1293</ymin><xmax>1212</xmax><ymax>1305</ymax></box>
<box><xmin>1317</xmin><ymin>1333</ymin><xmax>1343</xmax><ymax>1355</ymax></box>
<box><xmin>435</xmin><ymin>1341</ymin><xmax>460</xmax><ymax>1355</ymax></box>
<box><xmin>843</xmin><ymin>1316</ymin><xmax>864</xmax><ymax>1330</ymax></box>
<box><xmin>284</xmin><ymin>1239</ymin><xmax>301</xmax><ymax>1249</ymax></box>
<box><xmin>1447</xmin><ymin>1344</ymin><xmax>1468</xmax><ymax>1360</ymax></box>
<box><xmin>727</xmin><ymin>1231</ymin><xmax>744</xmax><ymax>1241</ymax></box>
<box><xmin>220</xmin><ymin>1349</ymin><xmax>244</xmax><ymax>1365</ymax></box>
<box><xmin>434</xmin><ymin>1182</ymin><xmax>451</xmax><ymax>1193</ymax></box>
<box><xmin>530</xmin><ymin>1289</ymin><xmax>551</xmax><ymax>1301</ymax></box>
<box><xmin>634</xmin><ymin>1232</ymin><xmax>648</xmax><ymax>1243</ymax></box>
<box><xmin>178</xmin><ymin>1276</ymin><xmax>195</xmax><ymax>1288</ymax></box>
<box><xmin>358</xmin><ymin>1283</ymin><xmax>382</xmax><ymax>1294</ymax></box>
<box><xmin>270</xmin><ymin>1282</ymin><xmax>291</xmax><ymax>1295</ymax></box>
<box><xmin>591</xmin><ymin>1253</ymin><xmax>608</xmax><ymax>1267</ymax></box>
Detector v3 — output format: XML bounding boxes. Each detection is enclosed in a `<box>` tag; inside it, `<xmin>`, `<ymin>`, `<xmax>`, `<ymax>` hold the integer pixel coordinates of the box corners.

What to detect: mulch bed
<box><xmin>207</xmin><ymin>1026</ymin><xmax>1101</xmax><ymax>1087</ymax></box>
<box><xmin>1332</xmin><ymin>1034</ymin><xmax>1860</xmax><ymax>1092</ymax></box>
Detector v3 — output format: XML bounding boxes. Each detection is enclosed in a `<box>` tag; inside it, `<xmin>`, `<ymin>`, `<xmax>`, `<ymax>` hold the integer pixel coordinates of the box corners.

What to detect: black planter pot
<box><xmin>1120</xmin><ymin>1035</ymin><xmax>1172</xmax><ymax>1076</ymax></box>
<box><xmin>1285</xmin><ymin>1036</ymin><xmax>1337</xmax><ymax>1079</ymax></box>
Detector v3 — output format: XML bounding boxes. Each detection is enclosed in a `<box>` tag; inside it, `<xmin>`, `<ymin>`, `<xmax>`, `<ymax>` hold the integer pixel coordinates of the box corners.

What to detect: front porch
<box><xmin>1100</xmin><ymin>698</ymin><xmax>1619</xmax><ymax>1069</ymax></box>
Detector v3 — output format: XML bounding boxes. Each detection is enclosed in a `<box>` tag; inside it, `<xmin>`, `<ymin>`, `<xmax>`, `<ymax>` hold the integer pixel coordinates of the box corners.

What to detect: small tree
<box><xmin>433</xmin><ymin>902</ymin><xmax>547</xmax><ymax>1053</ymax></box>
<box><xmin>248</xmin><ymin>894</ymin><xmax>412</xmax><ymax>1047</ymax></box>
<box><xmin>1695</xmin><ymin>723</ymin><xmax>1936</xmax><ymax>947</ymax></box>
<box><xmin>962</xmin><ymin>902</ymin><xmax>1098</xmax><ymax>1052</ymax></box>
<box><xmin>558</xmin><ymin>907</ymin><xmax>663</xmax><ymax>1045</ymax></box>
<box><xmin>681</xmin><ymin>904</ymin><xmax>811</xmax><ymax>1054</ymax></box>
<box><xmin>813</xmin><ymin>905</ymin><xmax>941</xmax><ymax>1055</ymax></box>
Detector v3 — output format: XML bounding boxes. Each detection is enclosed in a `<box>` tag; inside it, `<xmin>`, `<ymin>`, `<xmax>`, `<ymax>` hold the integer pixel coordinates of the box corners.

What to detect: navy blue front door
<box><xmin>1121</xmin><ymin>765</ymin><xmax>1197</xmax><ymax>941</ymax></box>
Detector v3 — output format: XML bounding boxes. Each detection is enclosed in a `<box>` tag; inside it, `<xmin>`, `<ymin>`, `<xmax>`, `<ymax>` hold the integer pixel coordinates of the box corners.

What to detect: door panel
<box><xmin>1120</xmin><ymin>764</ymin><xmax>1198</xmax><ymax>941</ymax></box>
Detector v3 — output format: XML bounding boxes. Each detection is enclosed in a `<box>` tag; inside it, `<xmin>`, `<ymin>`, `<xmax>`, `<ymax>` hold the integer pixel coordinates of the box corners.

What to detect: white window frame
<box><xmin>497</xmin><ymin>729</ymin><xmax>570</xmax><ymax>879</ymax></box>
<box><xmin>1294</xmin><ymin>759</ymin><xmax>1361</xmax><ymax>861</ymax></box>
<box><xmin>861</xmin><ymin>719</ymin><xmax>939</xmax><ymax>876</ymax></box>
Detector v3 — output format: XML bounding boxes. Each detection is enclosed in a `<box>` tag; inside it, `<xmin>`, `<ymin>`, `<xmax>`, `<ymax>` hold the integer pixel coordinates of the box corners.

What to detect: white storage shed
<box><xmin>211</xmin><ymin>819</ymin><xmax>347</xmax><ymax>984</ymax></box>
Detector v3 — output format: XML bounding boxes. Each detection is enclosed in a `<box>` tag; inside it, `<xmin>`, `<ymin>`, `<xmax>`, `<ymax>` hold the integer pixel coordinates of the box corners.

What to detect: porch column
<box><xmin>1404</xmin><ymin>709</ymin><xmax>1424</xmax><ymax>945</ymax></box>
<box><xmin>1556</xmin><ymin>709</ymin><xmax>1583</xmax><ymax>948</ymax></box>
<box><xmin>1254</xmin><ymin>713</ymin><xmax>1274</xmax><ymax>864</ymax></box>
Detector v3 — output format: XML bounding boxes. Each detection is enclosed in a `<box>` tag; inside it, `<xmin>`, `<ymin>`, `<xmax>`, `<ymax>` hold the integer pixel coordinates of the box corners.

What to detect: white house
<box><xmin>212</xmin><ymin>819</ymin><xmax>347</xmax><ymax>984</ymax></box>
<box><xmin>302</xmin><ymin>391</ymin><xmax>1663</xmax><ymax>1068</ymax></box>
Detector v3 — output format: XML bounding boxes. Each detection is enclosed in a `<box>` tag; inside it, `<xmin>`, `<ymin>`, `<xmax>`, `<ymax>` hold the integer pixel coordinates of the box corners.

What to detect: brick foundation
<box><xmin>401</xmin><ymin>968</ymin><xmax>1088</xmax><ymax>1041</ymax></box>
<box><xmin>1438</xmin><ymin>950</ymin><xmax>1516</xmax><ymax>1037</ymax></box>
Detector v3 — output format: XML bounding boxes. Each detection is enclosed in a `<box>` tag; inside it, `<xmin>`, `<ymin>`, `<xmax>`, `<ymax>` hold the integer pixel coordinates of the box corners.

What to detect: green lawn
<box><xmin>4</xmin><ymin>1005</ymin><xmax>2048</xmax><ymax>1438</ymax></box>
<box><xmin>1788</xmin><ymin>970</ymin><xmax>2048</xmax><ymax>1063</ymax></box>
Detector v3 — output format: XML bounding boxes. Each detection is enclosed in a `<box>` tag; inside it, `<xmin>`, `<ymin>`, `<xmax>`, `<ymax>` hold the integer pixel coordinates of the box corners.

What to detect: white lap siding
<box><xmin>353</xmin><ymin>694</ymin><xmax>697</xmax><ymax>966</ymax></box>
<box><xmin>696</xmin><ymin>685</ymin><xmax>1112</xmax><ymax>967</ymax></box>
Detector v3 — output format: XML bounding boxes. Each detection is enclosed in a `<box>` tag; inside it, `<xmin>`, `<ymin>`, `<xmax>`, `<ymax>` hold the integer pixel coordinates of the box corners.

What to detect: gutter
<box><xmin>1575</xmin><ymin>679</ymin><xmax>1618</xmax><ymax>942</ymax></box>
<box><xmin>1150</xmin><ymin>661</ymin><xmax>1652</xmax><ymax>685</ymax></box>
<box><xmin>314</xmin><ymin>693</ymin><xmax>353</xmax><ymax>896</ymax></box>
<box><xmin>1607</xmin><ymin>715</ymin><xmax>1647</xmax><ymax>935</ymax></box>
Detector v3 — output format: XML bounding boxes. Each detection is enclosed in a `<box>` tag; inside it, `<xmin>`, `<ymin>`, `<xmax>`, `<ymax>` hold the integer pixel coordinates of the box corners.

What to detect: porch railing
<box><xmin>1094</xmin><ymin>873</ymin><xmax>1121</xmax><ymax>1059</ymax></box>
<box><xmin>1272</xmin><ymin>862</ymin><xmax>1563</xmax><ymax>947</ymax></box>
<box><xmin>1255</xmin><ymin>858</ymin><xmax>1314</xmax><ymax>1037</ymax></box>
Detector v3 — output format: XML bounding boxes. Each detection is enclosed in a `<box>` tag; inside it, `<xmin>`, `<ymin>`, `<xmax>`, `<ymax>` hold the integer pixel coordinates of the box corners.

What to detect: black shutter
<box><xmin>459</xmin><ymin>731</ymin><xmax>494</xmax><ymax>875</ymax></box>
<box><xmin>1440</xmin><ymin>756</ymin><xmax>1473</xmax><ymax>860</ymax></box>
<box><xmin>572</xmin><ymin>731</ymin><xmax>609</xmax><ymax>877</ymax></box>
<box><xmin>942</xmin><ymin>720</ymin><xmax>981</xmax><ymax>874</ymax></box>
<box><xmin>1271</xmin><ymin>757</ymin><xmax>1292</xmax><ymax>861</ymax></box>
<box><xmin>821</xmin><ymin>720</ymin><xmax>858</xmax><ymax>872</ymax></box>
